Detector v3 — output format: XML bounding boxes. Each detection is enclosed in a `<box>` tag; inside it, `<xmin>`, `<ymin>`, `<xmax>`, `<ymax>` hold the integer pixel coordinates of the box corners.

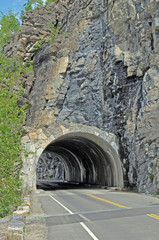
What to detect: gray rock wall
<box><xmin>6</xmin><ymin>0</ymin><xmax>159</xmax><ymax>193</ymax></box>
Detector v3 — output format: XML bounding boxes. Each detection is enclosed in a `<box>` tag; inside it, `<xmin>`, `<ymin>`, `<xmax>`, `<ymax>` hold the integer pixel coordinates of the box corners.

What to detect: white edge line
<box><xmin>79</xmin><ymin>214</ymin><xmax>91</xmax><ymax>222</ymax></box>
<box><xmin>49</xmin><ymin>195</ymin><xmax>73</xmax><ymax>214</ymax></box>
<box><xmin>80</xmin><ymin>222</ymin><xmax>99</xmax><ymax>240</ymax></box>
<box><xmin>49</xmin><ymin>195</ymin><xmax>99</xmax><ymax>240</ymax></box>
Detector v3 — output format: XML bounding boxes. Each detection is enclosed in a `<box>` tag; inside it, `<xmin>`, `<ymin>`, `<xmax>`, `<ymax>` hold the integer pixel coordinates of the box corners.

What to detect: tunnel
<box><xmin>36</xmin><ymin>132</ymin><xmax>123</xmax><ymax>189</ymax></box>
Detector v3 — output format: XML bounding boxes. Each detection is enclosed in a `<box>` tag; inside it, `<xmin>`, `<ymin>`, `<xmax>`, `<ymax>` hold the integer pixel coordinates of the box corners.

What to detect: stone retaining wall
<box><xmin>0</xmin><ymin>197</ymin><xmax>30</xmax><ymax>240</ymax></box>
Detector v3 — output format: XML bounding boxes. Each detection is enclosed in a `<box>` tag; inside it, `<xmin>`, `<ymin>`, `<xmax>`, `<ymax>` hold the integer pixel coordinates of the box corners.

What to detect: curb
<box><xmin>0</xmin><ymin>196</ymin><xmax>31</xmax><ymax>240</ymax></box>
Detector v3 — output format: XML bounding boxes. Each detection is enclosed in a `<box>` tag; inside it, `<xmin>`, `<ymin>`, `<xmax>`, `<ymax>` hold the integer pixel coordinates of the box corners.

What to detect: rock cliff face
<box><xmin>6</xmin><ymin>0</ymin><xmax>159</xmax><ymax>193</ymax></box>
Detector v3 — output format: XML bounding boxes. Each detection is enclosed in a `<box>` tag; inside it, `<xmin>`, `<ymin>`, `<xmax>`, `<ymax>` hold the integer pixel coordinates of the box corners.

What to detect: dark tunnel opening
<box><xmin>36</xmin><ymin>133</ymin><xmax>122</xmax><ymax>190</ymax></box>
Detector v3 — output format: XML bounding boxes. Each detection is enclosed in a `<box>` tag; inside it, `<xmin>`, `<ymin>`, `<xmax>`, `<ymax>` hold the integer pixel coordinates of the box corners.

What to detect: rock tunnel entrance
<box><xmin>36</xmin><ymin>132</ymin><xmax>123</xmax><ymax>189</ymax></box>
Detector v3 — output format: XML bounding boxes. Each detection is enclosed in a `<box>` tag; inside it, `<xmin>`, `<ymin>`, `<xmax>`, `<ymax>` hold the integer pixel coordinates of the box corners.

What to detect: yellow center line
<box><xmin>147</xmin><ymin>214</ymin><xmax>159</xmax><ymax>220</ymax></box>
<box><xmin>87</xmin><ymin>194</ymin><xmax>131</xmax><ymax>209</ymax></box>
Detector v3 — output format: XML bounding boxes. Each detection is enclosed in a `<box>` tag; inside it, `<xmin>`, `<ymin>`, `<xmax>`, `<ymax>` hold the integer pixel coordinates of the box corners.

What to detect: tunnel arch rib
<box><xmin>22</xmin><ymin>124</ymin><xmax>124</xmax><ymax>190</ymax></box>
<box><xmin>36</xmin><ymin>132</ymin><xmax>123</xmax><ymax>188</ymax></box>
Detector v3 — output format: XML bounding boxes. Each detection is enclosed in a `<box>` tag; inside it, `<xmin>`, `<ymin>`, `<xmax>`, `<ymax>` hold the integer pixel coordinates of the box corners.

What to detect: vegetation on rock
<box><xmin>0</xmin><ymin>11</ymin><xmax>20</xmax><ymax>48</ymax></box>
<box><xmin>20</xmin><ymin>0</ymin><xmax>55</xmax><ymax>17</ymax></box>
<box><xmin>33</xmin><ymin>21</ymin><xmax>61</xmax><ymax>50</ymax></box>
<box><xmin>45</xmin><ymin>0</ymin><xmax>55</xmax><ymax>5</ymax></box>
<box><xmin>0</xmin><ymin>12</ymin><xmax>31</xmax><ymax>218</ymax></box>
<box><xmin>33</xmin><ymin>40</ymin><xmax>45</xmax><ymax>50</ymax></box>
<box><xmin>49</xmin><ymin>21</ymin><xmax>61</xmax><ymax>43</ymax></box>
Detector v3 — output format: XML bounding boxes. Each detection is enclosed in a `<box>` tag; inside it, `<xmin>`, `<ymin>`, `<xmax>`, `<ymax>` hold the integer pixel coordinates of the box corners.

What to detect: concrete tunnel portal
<box><xmin>36</xmin><ymin>132</ymin><xmax>123</xmax><ymax>189</ymax></box>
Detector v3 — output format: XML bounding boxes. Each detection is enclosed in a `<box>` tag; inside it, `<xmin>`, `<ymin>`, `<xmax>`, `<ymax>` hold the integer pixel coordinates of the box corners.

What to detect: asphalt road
<box><xmin>36</xmin><ymin>188</ymin><xmax>159</xmax><ymax>240</ymax></box>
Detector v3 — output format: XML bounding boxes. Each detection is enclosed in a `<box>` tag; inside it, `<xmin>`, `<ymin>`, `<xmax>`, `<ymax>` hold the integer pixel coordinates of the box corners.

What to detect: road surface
<box><xmin>36</xmin><ymin>188</ymin><xmax>159</xmax><ymax>240</ymax></box>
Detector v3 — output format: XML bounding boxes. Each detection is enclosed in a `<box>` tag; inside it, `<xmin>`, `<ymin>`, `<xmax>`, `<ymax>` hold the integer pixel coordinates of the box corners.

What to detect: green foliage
<box><xmin>33</xmin><ymin>40</ymin><xmax>45</xmax><ymax>50</ymax></box>
<box><xmin>0</xmin><ymin>53</ymin><xmax>30</xmax><ymax>218</ymax></box>
<box><xmin>20</xmin><ymin>0</ymin><xmax>43</xmax><ymax>19</ymax></box>
<box><xmin>26</xmin><ymin>60</ymin><xmax>34</xmax><ymax>72</ymax></box>
<box><xmin>0</xmin><ymin>11</ymin><xmax>20</xmax><ymax>47</ymax></box>
<box><xmin>147</xmin><ymin>173</ymin><xmax>154</xmax><ymax>181</ymax></box>
<box><xmin>24</xmin><ymin>0</ymin><xmax>33</xmax><ymax>11</ymax></box>
<box><xmin>45</xmin><ymin>0</ymin><xmax>55</xmax><ymax>5</ymax></box>
<box><xmin>0</xmin><ymin>12</ymin><xmax>32</xmax><ymax>218</ymax></box>
<box><xmin>24</xmin><ymin>0</ymin><xmax>43</xmax><ymax>11</ymax></box>
<box><xmin>49</xmin><ymin>22</ymin><xmax>61</xmax><ymax>43</ymax></box>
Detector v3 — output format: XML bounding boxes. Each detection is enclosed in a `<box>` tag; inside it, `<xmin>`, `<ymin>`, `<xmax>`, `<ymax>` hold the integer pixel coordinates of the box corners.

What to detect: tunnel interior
<box><xmin>36</xmin><ymin>134</ymin><xmax>119</xmax><ymax>188</ymax></box>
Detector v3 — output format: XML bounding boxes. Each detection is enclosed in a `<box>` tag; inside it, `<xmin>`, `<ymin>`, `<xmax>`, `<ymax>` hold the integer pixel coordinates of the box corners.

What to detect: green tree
<box><xmin>20</xmin><ymin>0</ymin><xmax>43</xmax><ymax>18</ymax></box>
<box><xmin>0</xmin><ymin>12</ymin><xmax>31</xmax><ymax>218</ymax></box>
<box><xmin>0</xmin><ymin>11</ymin><xmax>20</xmax><ymax>47</ymax></box>
<box><xmin>24</xmin><ymin>0</ymin><xmax>43</xmax><ymax>11</ymax></box>
<box><xmin>0</xmin><ymin>53</ymin><xmax>29</xmax><ymax>217</ymax></box>
<box><xmin>45</xmin><ymin>0</ymin><xmax>54</xmax><ymax>5</ymax></box>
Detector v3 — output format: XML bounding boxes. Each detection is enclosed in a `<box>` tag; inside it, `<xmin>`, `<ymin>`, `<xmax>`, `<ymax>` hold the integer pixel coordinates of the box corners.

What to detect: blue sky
<box><xmin>0</xmin><ymin>0</ymin><xmax>25</xmax><ymax>15</ymax></box>
<box><xmin>0</xmin><ymin>0</ymin><xmax>46</xmax><ymax>15</ymax></box>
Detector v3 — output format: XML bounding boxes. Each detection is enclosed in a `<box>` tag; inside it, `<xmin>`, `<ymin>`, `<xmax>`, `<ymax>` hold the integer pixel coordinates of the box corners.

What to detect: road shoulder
<box><xmin>25</xmin><ymin>190</ymin><xmax>48</xmax><ymax>240</ymax></box>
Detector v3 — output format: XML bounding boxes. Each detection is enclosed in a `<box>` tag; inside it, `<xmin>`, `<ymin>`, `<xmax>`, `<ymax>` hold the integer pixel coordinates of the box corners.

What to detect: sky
<box><xmin>0</xmin><ymin>0</ymin><xmax>25</xmax><ymax>15</ymax></box>
<box><xmin>0</xmin><ymin>0</ymin><xmax>46</xmax><ymax>15</ymax></box>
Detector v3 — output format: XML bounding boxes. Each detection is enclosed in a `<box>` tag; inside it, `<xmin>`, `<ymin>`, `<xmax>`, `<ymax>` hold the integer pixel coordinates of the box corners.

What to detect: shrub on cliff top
<box><xmin>0</xmin><ymin>11</ymin><xmax>20</xmax><ymax>47</ymax></box>
<box><xmin>24</xmin><ymin>0</ymin><xmax>43</xmax><ymax>10</ymax></box>
<box><xmin>20</xmin><ymin>0</ymin><xmax>43</xmax><ymax>18</ymax></box>
<box><xmin>45</xmin><ymin>0</ymin><xmax>55</xmax><ymax>5</ymax></box>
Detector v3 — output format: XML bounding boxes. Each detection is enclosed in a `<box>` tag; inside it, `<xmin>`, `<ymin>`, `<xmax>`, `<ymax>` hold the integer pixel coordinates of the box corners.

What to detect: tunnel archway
<box><xmin>36</xmin><ymin>132</ymin><xmax>123</xmax><ymax>188</ymax></box>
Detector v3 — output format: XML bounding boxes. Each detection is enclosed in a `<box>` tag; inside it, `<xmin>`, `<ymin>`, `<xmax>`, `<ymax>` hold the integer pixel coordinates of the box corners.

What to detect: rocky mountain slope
<box><xmin>5</xmin><ymin>0</ymin><xmax>159</xmax><ymax>194</ymax></box>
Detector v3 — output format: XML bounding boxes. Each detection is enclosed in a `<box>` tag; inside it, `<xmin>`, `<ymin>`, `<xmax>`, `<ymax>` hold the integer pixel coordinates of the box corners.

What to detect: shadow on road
<box><xmin>37</xmin><ymin>180</ymin><xmax>108</xmax><ymax>191</ymax></box>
